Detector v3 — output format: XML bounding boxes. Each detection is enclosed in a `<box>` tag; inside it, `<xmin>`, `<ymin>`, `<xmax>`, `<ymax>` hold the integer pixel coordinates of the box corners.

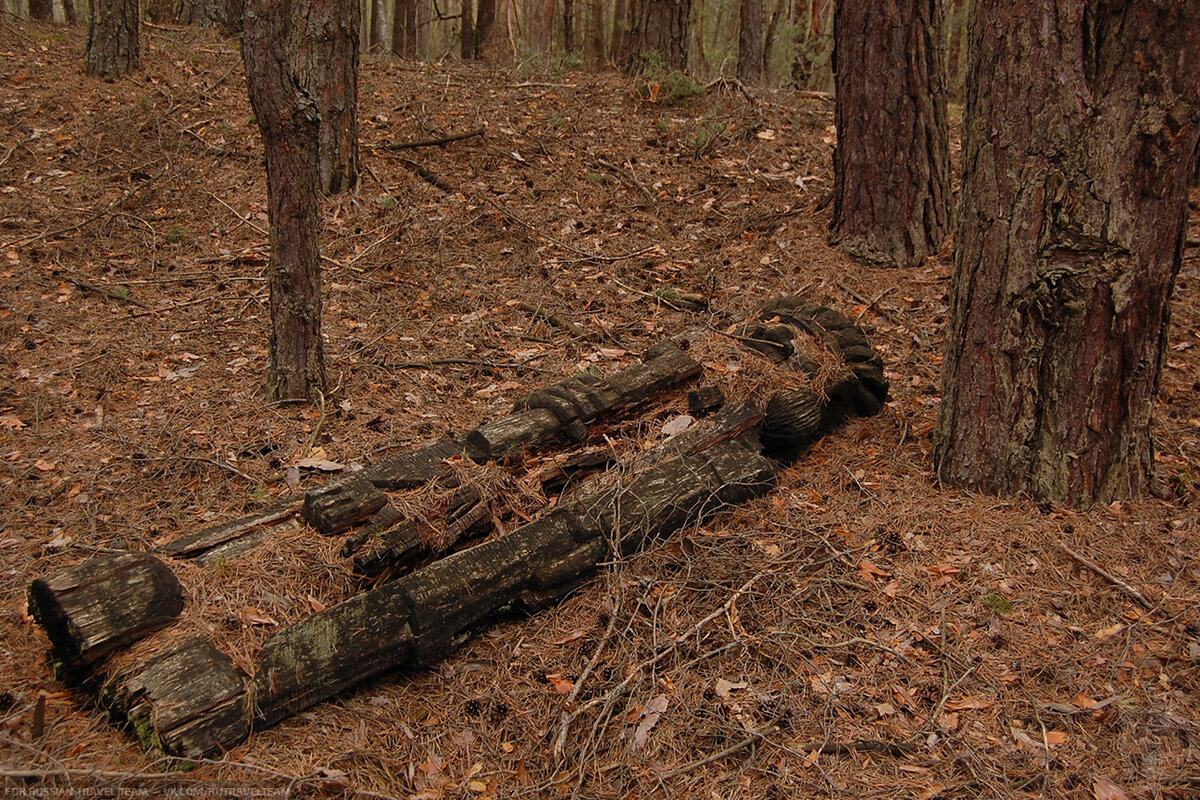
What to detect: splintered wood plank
<box><xmin>157</xmin><ymin>496</ymin><xmax>303</xmax><ymax>559</ymax></box>
<box><xmin>28</xmin><ymin>552</ymin><xmax>185</xmax><ymax>678</ymax></box>
<box><xmin>104</xmin><ymin>636</ymin><xmax>249</xmax><ymax>759</ymax></box>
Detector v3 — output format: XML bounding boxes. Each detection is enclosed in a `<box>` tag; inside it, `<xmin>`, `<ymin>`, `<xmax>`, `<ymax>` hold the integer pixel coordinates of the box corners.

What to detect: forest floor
<box><xmin>3</xmin><ymin>19</ymin><xmax>1200</xmax><ymax>800</ymax></box>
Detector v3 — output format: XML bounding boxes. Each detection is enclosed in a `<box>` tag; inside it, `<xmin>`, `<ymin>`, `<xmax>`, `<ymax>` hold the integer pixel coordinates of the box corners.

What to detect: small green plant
<box><xmin>981</xmin><ymin>592</ymin><xmax>1013</xmax><ymax>614</ymax></box>
<box><xmin>693</xmin><ymin>120</ymin><xmax>727</xmax><ymax>154</ymax></box>
<box><xmin>138</xmin><ymin>95</ymin><xmax>153</xmax><ymax>112</ymax></box>
<box><xmin>584</xmin><ymin>172</ymin><xmax>604</xmax><ymax>184</ymax></box>
<box><xmin>166</xmin><ymin>225</ymin><xmax>188</xmax><ymax>244</ymax></box>
<box><xmin>378</xmin><ymin>195</ymin><xmax>398</xmax><ymax>209</ymax></box>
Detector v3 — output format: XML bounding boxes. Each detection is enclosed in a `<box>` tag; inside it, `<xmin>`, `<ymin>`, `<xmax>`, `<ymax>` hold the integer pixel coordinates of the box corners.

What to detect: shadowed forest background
<box><xmin>1</xmin><ymin>2</ymin><xmax>1200</xmax><ymax>799</ymax></box>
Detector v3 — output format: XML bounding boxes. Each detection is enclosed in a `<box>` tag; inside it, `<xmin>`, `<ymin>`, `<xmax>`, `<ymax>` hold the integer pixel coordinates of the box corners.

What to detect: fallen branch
<box><xmin>66</xmin><ymin>277</ymin><xmax>152</xmax><ymax>310</ymax></box>
<box><xmin>517</xmin><ymin>300</ymin><xmax>588</xmax><ymax>338</ymax></box>
<box><xmin>1059</xmin><ymin>543</ymin><xmax>1154</xmax><ymax>611</ymax></box>
<box><xmin>397</xmin><ymin>157</ymin><xmax>454</xmax><ymax>192</ymax></box>
<box><xmin>380</xmin><ymin>127</ymin><xmax>484</xmax><ymax>150</ymax></box>
<box><xmin>375</xmin><ymin>356</ymin><xmax>552</xmax><ymax>373</ymax></box>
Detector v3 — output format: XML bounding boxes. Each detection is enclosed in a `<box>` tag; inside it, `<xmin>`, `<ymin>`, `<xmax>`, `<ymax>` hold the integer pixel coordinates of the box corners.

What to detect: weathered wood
<box><xmin>157</xmin><ymin>497</ymin><xmax>303</xmax><ymax>559</ymax></box>
<box><xmin>351</xmin><ymin>520</ymin><xmax>425</xmax><ymax>577</ymax></box>
<box><xmin>468</xmin><ymin>341</ymin><xmax>701</xmax><ymax>462</ymax></box>
<box><xmin>465</xmin><ymin>407</ymin><xmax>571</xmax><ymax>463</ymax></box>
<box><xmin>302</xmin><ymin>472</ymin><xmax>387</xmax><ymax>535</ymax></box>
<box><xmin>574</xmin><ymin>438</ymin><xmax>778</xmax><ymax>555</ymax></box>
<box><xmin>253</xmin><ymin>586</ymin><xmax>415</xmax><ymax>729</ymax></box>
<box><xmin>339</xmin><ymin>504</ymin><xmax>405</xmax><ymax>558</ymax></box>
<box><xmin>103</xmin><ymin>636</ymin><xmax>249</xmax><ymax>759</ymax></box>
<box><xmin>688</xmin><ymin>385</ymin><xmax>726</xmax><ymax>415</ymax></box>
<box><xmin>643</xmin><ymin>400</ymin><xmax>764</xmax><ymax>465</ymax></box>
<box><xmin>28</xmin><ymin>553</ymin><xmax>185</xmax><ymax>677</ymax></box>
<box><xmin>251</xmin><ymin>438</ymin><xmax>776</xmax><ymax>727</ymax></box>
<box><xmin>359</xmin><ymin>439</ymin><xmax>463</xmax><ymax>490</ymax></box>
<box><xmin>761</xmin><ymin>390</ymin><xmax>823</xmax><ymax>456</ymax></box>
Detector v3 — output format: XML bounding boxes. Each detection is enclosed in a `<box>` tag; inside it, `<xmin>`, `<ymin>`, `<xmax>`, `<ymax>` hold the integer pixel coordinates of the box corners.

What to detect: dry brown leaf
<box><xmin>632</xmin><ymin>694</ymin><xmax>669</xmax><ymax>750</ymax></box>
<box><xmin>1093</xmin><ymin>776</ymin><xmax>1128</xmax><ymax>800</ymax></box>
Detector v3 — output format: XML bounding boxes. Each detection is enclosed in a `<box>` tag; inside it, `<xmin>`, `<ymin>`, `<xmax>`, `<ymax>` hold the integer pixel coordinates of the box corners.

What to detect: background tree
<box><xmin>28</xmin><ymin>0</ymin><xmax>50</xmax><ymax>20</ymax></box>
<box><xmin>935</xmin><ymin>0</ymin><xmax>1200</xmax><ymax>504</ymax></box>
<box><xmin>737</xmin><ymin>0</ymin><xmax>762</xmax><ymax>83</ymax></box>
<box><xmin>242</xmin><ymin>0</ymin><xmax>326</xmax><ymax>402</ymax></box>
<box><xmin>300</xmin><ymin>0</ymin><xmax>360</xmax><ymax>194</ymax></box>
<box><xmin>392</xmin><ymin>0</ymin><xmax>418</xmax><ymax>57</ymax></box>
<box><xmin>87</xmin><ymin>0</ymin><xmax>140</xmax><ymax>78</ymax></box>
<box><xmin>830</xmin><ymin>0</ymin><xmax>948</xmax><ymax>267</ymax></box>
<box><xmin>624</xmin><ymin>0</ymin><xmax>691</xmax><ymax>71</ymax></box>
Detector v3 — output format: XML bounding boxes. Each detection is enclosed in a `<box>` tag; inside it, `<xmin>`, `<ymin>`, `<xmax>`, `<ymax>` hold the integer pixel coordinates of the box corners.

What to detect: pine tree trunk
<box><xmin>368</xmin><ymin>0</ymin><xmax>384</xmax><ymax>50</ymax></box>
<box><xmin>561</xmin><ymin>0</ymin><xmax>573</xmax><ymax>50</ymax></box>
<box><xmin>476</xmin><ymin>0</ymin><xmax>495</xmax><ymax>56</ymax></box>
<box><xmin>610</xmin><ymin>0</ymin><xmax>628</xmax><ymax>61</ymax></box>
<box><xmin>243</xmin><ymin>0</ymin><xmax>326</xmax><ymax>403</ymax></box>
<box><xmin>62</xmin><ymin>0</ymin><xmax>77</xmax><ymax>25</ymax></box>
<box><xmin>86</xmin><ymin>0</ymin><xmax>139</xmax><ymax>79</ymax></box>
<box><xmin>29</xmin><ymin>0</ymin><xmax>51</xmax><ymax>19</ymax></box>
<box><xmin>934</xmin><ymin>0</ymin><xmax>1200</xmax><ymax>505</ymax></box>
<box><xmin>831</xmin><ymin>0</ymin><xmax>948</xmax><ymax>267</ymax></box>
<box><xmin>737</xmin><ymin>0</ymin><xmax>762</xmax><ymax>83</ymax></box>
<box><xmin>625</xmin><ymin>0</ymin><xmax>690</xmax><ymax>71</ymax></box>
<box><xmin>461</xmin><ymin>0</ymin><xmax>475</xmax><ymax>57</ymax></box>
<box><xmin>301</xmin><ymin>0</ymin><xmax>360</xmax><ymax>194</ymax></box>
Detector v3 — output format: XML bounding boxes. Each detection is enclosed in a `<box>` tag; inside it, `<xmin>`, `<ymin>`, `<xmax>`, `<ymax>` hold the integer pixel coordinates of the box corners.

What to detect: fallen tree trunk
<box><xmin>101</xmin><ymin>636</ymin><xmax>249</xmax><ymax>759</ymax></box>
<box><xmin>252</xmin><ymin>436</ymin><xmax>777</xmax><ymax>727</ymax></box>
<box><xmin>28</xmin><ymin>553</ymin><xmax>185</xmax><ymax>680</ymax></box>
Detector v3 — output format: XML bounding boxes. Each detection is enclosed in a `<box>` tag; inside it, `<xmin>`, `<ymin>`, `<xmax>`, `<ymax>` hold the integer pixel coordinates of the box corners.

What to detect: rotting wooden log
<box><xmin>359</xmin><ymin>439</ymin><xmax>463</xmax><ymax>490</ymax></box>
<box><xmin>302</xmin><ymin>472</ymin><xmax>387</xmax><ymax>535</ymax></box>
<box><xmin>478</xmin><ymin>341</ymin><xmax>702</xmax><ymax>462</ymax></box>
<box><xmin>157</xmin><ymin>497</ymin><xmax>303</xmax><ymax>560</ymax></box>
<box><xmin>28</xmin><ymin>552</ymin><xmax>185</xmax><ymax>678</ymax></box>
<box><xmin>688</xmin><ymin>385</ymin><xmax>726</xmax><ymax>415</ymax></box>
<box><xmin>643</xmin><ymin>400</ymin><xmax>764</xmax><ymax>466</ymax></box>
<box><xmin>251</xmin><ymin>438</ymin><xmax>776</xmax><ymax>728</ymax></box>
<box><xmin>761</xmin><ymin>390</ymin><xmax>823</xmax><ymax>456</ymax></box>
<box><xmin>465</xmin><ymin>407</ymin><xmax>575</xmax><ymax>463</ymax></box>
<box><xmin>339</xmin><ymin>504</ymin><xmax>405</xmax><ymax>559</ymax></box>
<box><xmin>102</xmin><ymin>636</ymin><xmax>248</xmax><ymax>759</ymax></box>
<box><xmin>351</xmin><ymin>520</ymin><xmax>425</xmax><ymax>578</ymax></box>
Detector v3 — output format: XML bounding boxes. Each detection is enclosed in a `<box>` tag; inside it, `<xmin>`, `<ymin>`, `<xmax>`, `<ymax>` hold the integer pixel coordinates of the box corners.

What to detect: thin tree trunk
<box><xmin>761</xmin><ymin>0</ymin><xmax>786</xmax><ymax>82</ymax></box>
<box><xmin>831</xmin><ymin>0</ymin><xmax>949</xmax><ymax>267</ymax></box>
<box><xmin>368</xmin><ymin>0</ymin><xmax>384</xmax><ymax>50</ymax></box>
<box><xmin>461</xmin><ymin>0</ymin><xmax>474</xmax><ymax>58</ymax></box>
<box><xmin>610</xmin><ymin>0</ymin><xmax>628</xmax><ymax>61</ymax></box>
<box><xmin>934</xmin><ymin>0</ymin><xmax>1200</xmax><ymax>504</ymax></box>
<box><xmin>29</xmin><ymin>0</ymin><xmax>51</xmax><ymax>19</ymax></box>
<box><xmin>243</xmin><ymin>0</ymin><xmax>326</xmax><ymax>403</ymax></box>
<box><xmin>737</xmin><ymin>0</ymin><xmax>762</xmax><ymax>83</ymax></box>
<box><xmin>62</xmin><ymin>0</ymin><xmax>77</xmax><ymax>24</ymax></box>
<box><xmin>476</xmin><ymin>0</ymin><xmax>495</xmax><ymax>56</ymax></box>
<box><xmin>300</xmin><ymin>0</ymin><xmax>360</xmax><ymax>194</ymax></box>
<box><xmin>86</xmin><ymin>0</ymin><xmax>139</xmax><ymax>79</ymax></box>
<box><xmin>561</xmin><ymin>0</ymin><xmax>572</xmax><ymax>50</ymax></box>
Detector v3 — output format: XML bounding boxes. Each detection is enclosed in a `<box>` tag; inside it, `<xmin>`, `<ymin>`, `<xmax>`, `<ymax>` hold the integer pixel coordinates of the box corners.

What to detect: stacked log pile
<box><xmin>26</xmin><ymin>297</ymin><xmax>888</xmax><ymax>760</ymax></box>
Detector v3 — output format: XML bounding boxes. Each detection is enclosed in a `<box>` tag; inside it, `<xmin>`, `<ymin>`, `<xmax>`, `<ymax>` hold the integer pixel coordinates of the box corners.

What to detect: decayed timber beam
<box><xmin>26</xmin><ymin>295</ymin><xmax>890</xmax><ymax>759</ymax></box>
<box><xmin>27</xmin><ymin>552</ymin><xmax>185</xmax><ymax>680</ymax></box>
<box><xmin>252</xmin><ymin>436</ymin><xmax>777</xmax><ymax>728</ymax></box>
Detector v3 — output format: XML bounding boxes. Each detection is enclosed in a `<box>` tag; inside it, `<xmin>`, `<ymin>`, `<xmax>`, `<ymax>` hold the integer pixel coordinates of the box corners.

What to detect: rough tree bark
<box><xmin>831</xmin><ymin>0</ymin><xmax>949</xmax><ymax>267</ymax></box>
<box><xmin>299</xmin><ymin>0</ymin><xmax>360</xmax><ymax>194</ymax></box>
<box><xmin>392</xmin><ymin>0</ymin><xmax>417</xmax><ymax>56</ymax></box>
<box><xmin>243</xmin><ymin>0</ymin><xmax>326</xmax><ymax>402</ymax></box>
<box><xmin>175</xmin><ymin>0</ymin><xmax>228</xmax><ymax>25</ymax></box>
<box><xmin>86</xmin><ymin>0</ymin><xmax>140</xmax><ymax>79</ymax></box>
<box><xmin>461</xmin><ymin>0</ymin><xmax>475</xmax><ymax>57</ymax></box>
<box><xmin>935</xmin><ymin>0</ymin><xmax>1200</xmax><ymax>504</ymax></box>
<box><xmin>624</xmin><ymin>0</ymin><xmax>690</xmax><ymax>71</ymax></box>
<box><xmin>737</xmin><ymin>0</ymin><xmax>762</xmax><ymax>83</ymax></box>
